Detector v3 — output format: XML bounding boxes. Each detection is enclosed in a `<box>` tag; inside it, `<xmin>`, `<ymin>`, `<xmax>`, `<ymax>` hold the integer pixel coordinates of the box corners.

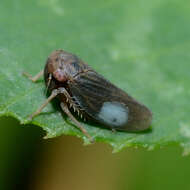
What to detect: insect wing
<box><xmin>68</xmin><ymin>71</ymin><xmax>152</xmax><ymax>132</ymax></box>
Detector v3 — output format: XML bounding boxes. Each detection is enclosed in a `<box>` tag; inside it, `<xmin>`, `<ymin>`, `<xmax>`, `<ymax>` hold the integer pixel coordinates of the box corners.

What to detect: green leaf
<box><xmin>0</xmin><ymin>0</ymin><xmax>190</xmax><ymax>153</ymax></box>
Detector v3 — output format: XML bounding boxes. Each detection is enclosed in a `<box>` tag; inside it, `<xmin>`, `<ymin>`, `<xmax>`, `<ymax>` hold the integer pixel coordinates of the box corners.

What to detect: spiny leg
<box><xmin>23</xmin><ymin>70</ymin><xmax>44</xmax><ymax>82</ymax></box>
<box><xmin>58</xmin><ymin>88</ymin><xmax>93</xmax><ymax>141</ymax></box>
<box><xmin>27</xmin><ymin>87</ymin><xmax>93</xmax><ymax>142</ymax></box>
<box><xmin>60</xmin><ymin>102</ymin><xmax>93</xmax><ymax>142</ymax></box>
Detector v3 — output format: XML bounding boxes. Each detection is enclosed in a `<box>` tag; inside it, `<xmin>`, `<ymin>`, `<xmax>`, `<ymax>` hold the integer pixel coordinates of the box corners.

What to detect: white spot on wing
<box><xmin>98</xmin><ymin>102</ymin><xmax>128</xmax><ymax>127</ymax></box>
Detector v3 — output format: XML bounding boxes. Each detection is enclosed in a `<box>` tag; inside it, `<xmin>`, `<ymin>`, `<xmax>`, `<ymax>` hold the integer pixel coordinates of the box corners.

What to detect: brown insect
<box><xmin>23</xmin><ymin>50</ymin><xmax>152</xmax><ymax>142</ymax></box>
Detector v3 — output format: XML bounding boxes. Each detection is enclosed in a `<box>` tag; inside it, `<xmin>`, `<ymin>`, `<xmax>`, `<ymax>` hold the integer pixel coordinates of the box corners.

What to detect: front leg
<box><xmin>28</xmin><ymin>87</ymin><xmax>93</xmax><ymax>142</ymax></box>
<box><xmin>28</xmin><ymin>88</ymin><xmax>65</xmax><ymax>120</ymax></box>
<box><xmin>23</xmin><ymin>70</ymin><xmax>44</xmax><ymax>82</ymax></box>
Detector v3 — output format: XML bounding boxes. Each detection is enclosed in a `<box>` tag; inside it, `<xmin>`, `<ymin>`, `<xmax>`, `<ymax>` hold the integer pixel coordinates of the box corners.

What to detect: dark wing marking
<box><xmin>68</xmin><ymin>71</ymin><xmax>152</xmax><ymax>131</ymax></box>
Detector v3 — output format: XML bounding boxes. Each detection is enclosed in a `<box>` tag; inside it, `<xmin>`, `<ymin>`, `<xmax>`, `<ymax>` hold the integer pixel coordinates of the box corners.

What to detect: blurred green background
<box><xmin>1</xmin><ymin>0</ymin><xmax>190</xmax><ymax>189</ymax></box>
<box><xmin>0</xmin><ymin>116</ymin><xmax>190</xmax><ymax>190</ymax></box>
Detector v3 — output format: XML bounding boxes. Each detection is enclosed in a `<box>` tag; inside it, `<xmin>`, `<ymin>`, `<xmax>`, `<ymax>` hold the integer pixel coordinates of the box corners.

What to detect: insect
<box><xmin>23</xmin><ymin>50</ymin><xmax>152</xmax><ymax>142</ymax></box>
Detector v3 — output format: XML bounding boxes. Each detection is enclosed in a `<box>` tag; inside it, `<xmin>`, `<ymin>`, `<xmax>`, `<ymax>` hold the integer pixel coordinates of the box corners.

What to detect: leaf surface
<box><xmin>0</xmin><ymin>0</ymin><xmax>190</xmax><ymax>152</ymax></box>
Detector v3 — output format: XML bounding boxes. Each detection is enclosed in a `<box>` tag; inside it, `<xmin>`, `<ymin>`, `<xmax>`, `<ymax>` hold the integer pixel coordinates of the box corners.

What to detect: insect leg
<box><xmin>28</xmin><ymin>88</ymin><xmax>61</xmax><ymax>120</ymax></box>
<box><xmin>28</xmin><ymin>87</ymin><xmax>73</xmax><ymax>120</ymax></box>
<box><xmin>60</xmin><ymin>102</ymin><xmax>93</xmax><ymax>143</ymax></box>
<box><xmin>27</xmin><ymin>87</ymin><xmax>93</xmax><ymax>142</ymax></box>
<box><xmin>23</xmin><ymin>70</ymin><xmax>44</xmax><ymax>82</ymax></box>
